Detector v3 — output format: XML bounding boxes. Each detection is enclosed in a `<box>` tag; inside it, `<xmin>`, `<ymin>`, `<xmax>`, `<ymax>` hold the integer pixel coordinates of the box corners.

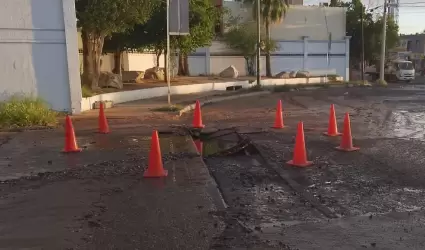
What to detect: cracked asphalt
<box><xmin>1</xmin><ymin>83</ymin><xmax>425</xmax><ymax>249</ymax></box>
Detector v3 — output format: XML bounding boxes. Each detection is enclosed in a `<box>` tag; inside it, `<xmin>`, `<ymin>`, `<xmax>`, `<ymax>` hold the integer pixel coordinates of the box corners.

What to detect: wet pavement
<box><xmin>0</xmin><ymin>133</ymin><xmax>225</xmax><ymax>249</ymax></box>
<box><xmin>2</xmin><ymin>83</ymin><xmax>425</xmax><ymax>249</ymax></box>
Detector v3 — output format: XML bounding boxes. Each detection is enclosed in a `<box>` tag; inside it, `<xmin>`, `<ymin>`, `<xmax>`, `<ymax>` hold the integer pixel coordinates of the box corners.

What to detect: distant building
<box><xmin>399</xmin><ymin>34</ymin><xmax>425</xmax><ymax>69</ymax></box>
<box><xmin>288</xmin><ymin>0</ymin><xmax>303</xmax><ymax>5</ymax></box>
<box><xmin>214</xmin><ymin>0</ymin><xmax>303</xmax><ymax>5</ymax></box>
<box><xmin>191</xmin><ymin>3</ymin><xmax>350</xmax><ymax>79</ymax></box>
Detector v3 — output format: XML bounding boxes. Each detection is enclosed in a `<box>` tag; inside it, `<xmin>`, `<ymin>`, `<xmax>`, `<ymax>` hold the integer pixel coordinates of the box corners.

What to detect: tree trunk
<box><xmin>178</xmin><ymin>53</ymin><xmax>185</xmax><ymax>76</ymax></box>
<box><xmin>155</xmin><ymin>49</ymin><xmax>162</xmax><ymax>67</ymax></box>
<box><xmin>113</xmin><ymin>49</ymin><xmax>122</xmax><ymax>75</ymax></box>
<box><xmin>245</xmin><ymin>57</ymin><xmax>255</xmax><ymax>76</ymax></box>
<box><xmin>81</xmin><ymin>30</ymin><xmax>105</xmax><ymax>89</ymax></box>
<box><xmin>183</xmin><ymin>54</ymin><xmax>190</xmax><ymax>76</ymax></box>
<box><xmin>265</xmin><ymin>21</ymin><xmax>272</xmax><ymax>78</ymax></box>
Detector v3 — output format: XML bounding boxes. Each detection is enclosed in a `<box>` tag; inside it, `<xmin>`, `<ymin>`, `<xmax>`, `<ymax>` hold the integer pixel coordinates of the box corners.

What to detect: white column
<box><xmin>344</xmin><ymin>36</ymin><xmax>351</xmax><ymax>81</ymax></box>
<box><xmin>62</xmin><ymin>0</ymin><xmax>82</xmax><ymax>114</ymax></box>
<box><xmin>302</xmin><ymin>36</ymin><xmax>309</xmax><ymax>70</ymax></box>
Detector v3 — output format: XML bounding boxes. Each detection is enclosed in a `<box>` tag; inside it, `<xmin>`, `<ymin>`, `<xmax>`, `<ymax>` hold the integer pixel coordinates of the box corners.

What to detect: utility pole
<box><xmin>379</xmin><ymin>0</ymin><xmax>387</xmax><ymax>82</ymax></box>
<box><xmin>166</xmin><ymin>0</ymin><xmax>171</xmax><ymax>105</ymax></box>
<box><xmin>361</xmin><ymin>10</ymin><xmax>365</xmax><ymax>82</ymax></box>
<box><xmin>256</xmin><ymin>0</ymin><xmax>261</xmax><ymax>86</ymax></box>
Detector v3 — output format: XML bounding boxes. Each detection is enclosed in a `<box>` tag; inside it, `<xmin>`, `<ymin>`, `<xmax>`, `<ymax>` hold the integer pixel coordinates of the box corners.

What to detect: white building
<box><xmin>186</xmin><ymin>3</ymin><xmax>350</xmax><ymax>79</ymax></box>
<box><xmin>0</xmin><ymin>0</ymin><xmax>82</xmax><ymax>113</ymax></box>
<box><xmin>0</xmin><ymin>0</ymin><xmax>350</xmax><ymax>113</ymax></box>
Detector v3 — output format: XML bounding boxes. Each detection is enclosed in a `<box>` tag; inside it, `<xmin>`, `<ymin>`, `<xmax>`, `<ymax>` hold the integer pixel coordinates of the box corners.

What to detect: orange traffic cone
<box><xmin>98</xmin><ymin>102</ymin><xmax>110</xmax><ymax>134</ymax></box>
<box><xmin>286</xmin><ymin>122</ymin><xmax>313</xmax><ymax>167</ymax></box>
<box><xmin>63</xmin><ymin>115</ymin><xmax>82</xmax><ymax>153</ymax></box>
<box><xmin>323</xmin><ymin>104</ymin><xmax>341</xmax><ymax>136</ymax></box>
<box><xmin>336</xmin><ymin>113</ymin><xmax>359</xmax><ymax>152</ymax></box>
<box><xmin>194</xmin><ymin>139</ymin><xmax>203</xmax><ymax>155</ymax></box>
<box><xmin>144</xmin><ymin>130</ymin><xmax>168</xmax><ymax>178</ymax></box>
<box><xmin>272</xmin><ymin>100</ymin><xmax>284</xmax><ymax>129</ymax></box>
<box><xmin>192</xmin><ymin>100</ymin><xmax>205</xmax><ymax>128</ymax></box>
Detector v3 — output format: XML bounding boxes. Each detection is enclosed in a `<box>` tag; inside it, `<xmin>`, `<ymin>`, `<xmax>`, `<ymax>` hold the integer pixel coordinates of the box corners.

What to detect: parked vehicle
<box><xmin>366</xmin><ymin>60</ymin><xmax>415</xmax><ymax>82</ymax></box>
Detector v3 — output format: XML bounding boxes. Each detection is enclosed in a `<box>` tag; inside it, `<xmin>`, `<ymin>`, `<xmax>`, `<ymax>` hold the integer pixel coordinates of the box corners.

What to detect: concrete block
<box><xmin>93</xmin><ymin>100</ymin><xmax>113</xmax><ymax>109</ymax></box>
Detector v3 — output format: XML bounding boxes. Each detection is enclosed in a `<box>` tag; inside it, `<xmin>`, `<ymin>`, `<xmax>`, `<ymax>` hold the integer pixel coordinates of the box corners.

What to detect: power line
<box><xmin>398</xmin><ymin>1</ymin><xmax>425</xmax><ymax>4</ymax></box>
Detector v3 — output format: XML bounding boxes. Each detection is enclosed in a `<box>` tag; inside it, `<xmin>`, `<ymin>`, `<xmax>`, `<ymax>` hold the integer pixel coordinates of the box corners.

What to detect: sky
<box><xmin>301</xmin><ymin>0</ymin><xmax>425</xmax><ymax>34</ymax></box>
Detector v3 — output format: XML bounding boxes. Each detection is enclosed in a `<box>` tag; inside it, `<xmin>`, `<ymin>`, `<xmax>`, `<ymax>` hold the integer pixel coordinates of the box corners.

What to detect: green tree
<box><xmin>103</xmin><ymin>32</ymin><xmax>132</xmax><ymax>76</ymax></box>
<box><xmin>241</xmin><ymin>0</ymin><xmax>289</xmax><ymax>77</ymax></box>
<box><xmin>103</xmin><ymin>1</ymin><xmax>167</xmax><ymax>76</ymax></box>
<box><xmin>76</xmin><ymin>0</ymin><xmax>158</xmax><ymax>89</ymax></box>
<box><xmin>337</xmin><ymin>0</ymin><xmax>399</xmax><ymax>66</ymax></box>
<box><xmin>175</xmin><ymin>0</ymin><xmax>221</xmax><ymax>76</ymax></box>
<box><xmin>329</xmin><ymin>0</ymin><xmax>338</xmax><ymax>6</ymax></box>
<box><xmin>223</xmin><ymin>23</ymin><xmax>258</xmax><ymax>76</ymax></box>
<box><xmin>223</xmin><ymin>22</ymin><xmax>277</xmax><ymax>78</ymax></box>
<box><xmin>124</xmin><ymin>0</ymin><xmax>220</xmax><ymax>77</ymax></box>
<box><xmin>372</xmin><ymin>16</ymin><xmax>399</xmax><ymax>64</ymax></box>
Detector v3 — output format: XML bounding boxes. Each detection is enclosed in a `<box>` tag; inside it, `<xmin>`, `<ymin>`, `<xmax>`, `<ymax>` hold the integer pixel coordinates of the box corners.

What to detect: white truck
<box><xmin>365</xmin><ymin>59</ymin><xmax>415</xmax><ymax>83</ymax></box>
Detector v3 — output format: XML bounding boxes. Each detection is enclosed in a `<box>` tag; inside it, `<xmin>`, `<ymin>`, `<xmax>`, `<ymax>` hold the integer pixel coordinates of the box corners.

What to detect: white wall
<box><xmin>0</xmin><ymin>0</ymin><xmax>81</xmax><ymax>113</ymax></box>
<box><xmin>188</xmin><ymin>38</ymin><xmax>350</xmax><ymax>79</ymax></box>
<box><xmin>224</xmin><ymin>3</ymin><xmax>346</xmax><ymax>41</ymax></box>
<box><xmin>126</xmin><ymin>52</ymin><xmax>165</xmax><ymax>71</ymax></box>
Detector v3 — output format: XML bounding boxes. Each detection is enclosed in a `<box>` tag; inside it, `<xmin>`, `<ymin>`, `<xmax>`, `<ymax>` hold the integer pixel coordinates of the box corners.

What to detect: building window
<box><xmin>416</xmin><ymin>40</ymin><xmax>420</xmax><ymax>48</ymax></box>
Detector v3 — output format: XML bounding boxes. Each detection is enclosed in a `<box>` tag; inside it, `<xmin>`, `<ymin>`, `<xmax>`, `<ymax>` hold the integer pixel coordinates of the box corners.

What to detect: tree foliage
<box><xmin>336</xmin><ymin>0</ymin><xmax>399</xmax><ymax>66</ymax></box>
<box><xmin>223</xmin><ymin>23</ymin><xmax>258</xmax><ymax>76</ymax></box>
<box><xmin>372</xmin><ymin>16</ymin><xmax>399</xmax><ymax>63</ymax></box>
<box><xmin>76</xmin><ymin>0</ymin><xmax>158</xmax><ymax>88</ymax></box>
<box><xmin>175</xmin><ymin>0</ymin><xmax>221</xmax><ymax>75</ymax></box>
<box><xmin>112</xmin><ymin>0</ymin><xmax>221</xmax><ymax>76</ymax></box>
<box><xmin>223</xmin><ymin>22</ymin><xmax>277</xmax><ymax>76</ymax></box>
<box><xmin>76</xmin><ymin>0</ymin><xmax>157</xmax><ymax>36</ymax></box>
<box><xmin>239</xmin><ymin>0</ymin><xmax>289</xmax><ymax>77</ymax></box>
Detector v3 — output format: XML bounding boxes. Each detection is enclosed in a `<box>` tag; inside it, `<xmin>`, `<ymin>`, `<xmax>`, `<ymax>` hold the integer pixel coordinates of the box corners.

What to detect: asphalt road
<box><xmin>1</xmin><ymin>84</ymin><xmax>425</xmax><ymax>249</ymax></box>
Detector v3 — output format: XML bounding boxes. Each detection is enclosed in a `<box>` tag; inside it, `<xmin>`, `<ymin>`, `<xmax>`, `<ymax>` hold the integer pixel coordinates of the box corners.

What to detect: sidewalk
<box><xmin>0</xmin><ymin>131</ymin><xmax>226</xmax><ymax>249</ymax></box>
<box><xmin>0</xmin><ymin>90</ymin><xmax>250</xmax><ymax>249</ymax></box>
<box><xmin>0</xmin><ymin>90</ymin><xmax>260</xmax><ymax>180</ymax></box>
<box><xmin>72</xmin><ymin>90</ymin><xmax>253</xmax><ymax>131</ymax></box>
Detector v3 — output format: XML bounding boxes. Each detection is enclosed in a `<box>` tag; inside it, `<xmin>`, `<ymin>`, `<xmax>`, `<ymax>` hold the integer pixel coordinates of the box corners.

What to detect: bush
<box><xmin>152</xmin><ymin>104</ymin><xmax>184</xmax><ymax>112</ymax></box>
<box><xmin>0</xmin><ymin>97</ymin><xmax>57</xmax><ymax>128</ymax></box>
<box><xmin>327</xmin><ymin>74</ymin><xmax>340</xmax><ymax>81</ymax></box>
<box><xmin>81</xmin><ymin>85</ymin><xmax>94</xmax><ymax>97</ymax></box>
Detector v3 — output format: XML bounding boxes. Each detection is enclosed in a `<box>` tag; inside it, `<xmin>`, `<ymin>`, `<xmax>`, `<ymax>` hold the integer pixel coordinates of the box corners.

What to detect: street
<box><xmin>1</xmin><ymin>82</ymin><xmax>425</xmax><ymax>249</ymax></box>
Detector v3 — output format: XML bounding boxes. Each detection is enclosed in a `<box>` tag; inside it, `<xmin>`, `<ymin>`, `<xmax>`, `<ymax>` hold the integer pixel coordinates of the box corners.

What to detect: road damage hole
<box><xmin>191</xmin><ymin>128</ymin><xmax>325</xmax><ymax>248</ymax></box>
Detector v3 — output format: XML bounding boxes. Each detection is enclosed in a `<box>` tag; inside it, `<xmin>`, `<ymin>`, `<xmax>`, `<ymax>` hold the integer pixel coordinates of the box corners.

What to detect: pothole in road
<box><xmin>190</xmin><ymin>128</ymin><xmax>325</xmax><ymax>248</ymax></box>
<box><xmin>189</xmin><ymin>127</ymin><xmax>425</xmax><ymax>248</ymax></box>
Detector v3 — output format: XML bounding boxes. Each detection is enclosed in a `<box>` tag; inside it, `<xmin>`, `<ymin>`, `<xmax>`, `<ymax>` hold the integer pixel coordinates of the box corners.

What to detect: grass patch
<box><xmin>375</xmin><ymin>79</ymin><xmax>388</xmax><ymax>87</ymax></box>
<box><xmin>0</xmin><ymin>97</ymin><xmax>58</xmax><ymax>128</ymax></box>
<box><xmin>81</xmin><ymin>85</ymin><xmax>95</xmax><ymax>97</ymax></box>
<box><xmin>343</xmin><ymin>80</ymin><xmax>372</xmax><ymax>87</ymax></box>
<box><xmin>272</xmin><ymin>82</ymin><xmax>342</xmax><ymax>92</ymax></box>
<box><xmin>327</xmin><ymin>74</ymin><xmax>340</xmax><ymax>81</ymax></box>
<box><xmin>152</xmin><ymin>104</ymin><xmax>184</xmax><ymax>112</ymax></box>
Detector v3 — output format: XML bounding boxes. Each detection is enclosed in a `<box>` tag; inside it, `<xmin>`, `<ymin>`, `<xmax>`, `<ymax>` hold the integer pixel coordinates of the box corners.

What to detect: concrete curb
<box><xmin>178</xmin><ymin>91</ymin><xmax>271</xmax><ymax>116</ymax></box>
<box><xmin>187</xmin><ymin>135</ymin><xmax>228</xmax><ymax>210</ymax></box>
